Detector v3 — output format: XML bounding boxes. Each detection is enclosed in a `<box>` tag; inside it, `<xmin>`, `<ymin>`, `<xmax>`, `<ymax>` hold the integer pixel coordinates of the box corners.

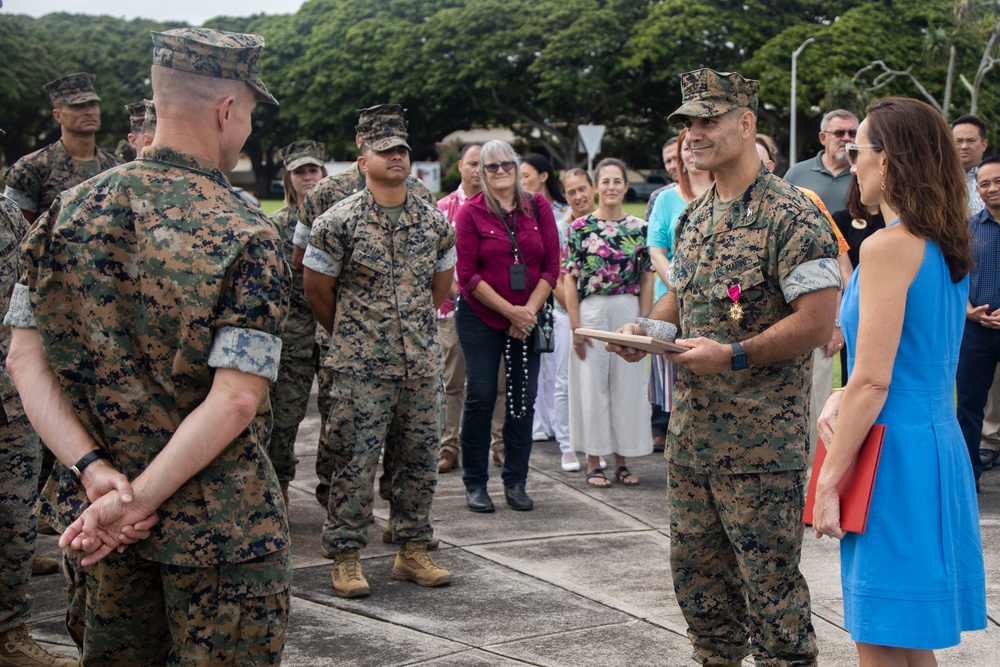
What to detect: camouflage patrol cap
<box><xmin>667</xmin><ymin>68</ymin><xmax>759</xmax><ymax>124</ymax></box>
<box><xmin>355</xmin><ymin>104</ymin><xmax>410</xmax><ymax>152</ymax></box>
<box><xmin>45</xmin><ymin>73</ymin><xmax>101</xmax><ymax>106</ymax></box>
<box><xmin>125</xmin><ymin>99</ymin><xmax>155</xmax><ymax>129</ymax></box>
<box><xmin>150</xmin><ymin>28</ymin><xmax>278</xmax><ymax>105</ymax></box>
<box><xmin>280</xmin><ymin>140</ymin><xmax>326</xmax><ymax>172</ymax></box>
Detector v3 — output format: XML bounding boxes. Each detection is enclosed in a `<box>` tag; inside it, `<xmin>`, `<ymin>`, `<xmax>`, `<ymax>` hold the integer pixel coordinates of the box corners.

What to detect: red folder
<box><xmin>803</xmin><ymin>424</ymin><xmax>886</xmax><ymax>534</ymax></box>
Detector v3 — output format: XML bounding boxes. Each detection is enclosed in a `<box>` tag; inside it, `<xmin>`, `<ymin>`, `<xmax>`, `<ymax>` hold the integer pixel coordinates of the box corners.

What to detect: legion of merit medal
<box><xmin>727</xmin><ymin>284</ymin><xmax>743</xmax><ymax>322</ymax></box>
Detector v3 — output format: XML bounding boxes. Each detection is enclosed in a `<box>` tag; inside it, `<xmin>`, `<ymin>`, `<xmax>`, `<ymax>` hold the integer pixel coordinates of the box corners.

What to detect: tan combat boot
<box><xmin>391</xmin><ymin>541</ymin><xmax>452</xmax><ymax>587</ymax></box>
<box><xmin>279</xmin><ymin>481</ymin><xmax>289</xmax><ymax>508</ymax></box>
<box><xmin>331</xmin><ymin>549</ymin><xmax>369</xmax><ymax>598</ymax></box>
<box><xmin>0</xmin><ymin>625</ymin><xmax>77</xmax><ymax>666</ymax></box>
<box><xmin>30</xmin><ymin>556</ymin><xmax>59</xmax><ymax>577</ymax></box>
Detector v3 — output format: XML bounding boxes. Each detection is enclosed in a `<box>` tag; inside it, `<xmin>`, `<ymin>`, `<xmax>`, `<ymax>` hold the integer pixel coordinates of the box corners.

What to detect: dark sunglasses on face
<box><xmin>484</xmin><ymin>161</ymin><xmax>516</xmax><ymax>173</ymax></box>
<box><xmin>826</xmin><ymin>128</ymin><xmax>858</xmax><ymax>138</ymax></box>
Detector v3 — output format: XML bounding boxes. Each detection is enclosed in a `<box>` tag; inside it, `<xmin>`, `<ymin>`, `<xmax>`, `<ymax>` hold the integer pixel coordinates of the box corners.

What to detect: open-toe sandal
<box><xmin>615</xmin><ymin>466</ymin><xmax>639</xmax><ymax>486</ymax></box>
<box><xmin>585</xmin><ymin>468</ymin><xmax>612</xmax><ymax>488</ymax></box>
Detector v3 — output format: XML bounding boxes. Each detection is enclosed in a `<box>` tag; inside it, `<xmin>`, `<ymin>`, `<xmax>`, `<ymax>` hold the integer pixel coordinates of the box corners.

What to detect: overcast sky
<box><xmin>2</xmin><ymin>0</ymin><xmax>306</xmax><ymax>25</ymax></box>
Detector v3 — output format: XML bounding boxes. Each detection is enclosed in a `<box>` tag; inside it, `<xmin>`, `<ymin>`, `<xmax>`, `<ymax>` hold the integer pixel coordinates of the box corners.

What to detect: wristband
<box><xmin>69</xmin><ymin>449</ymin><xmax>112</xmax><ymax>481</ymax></box>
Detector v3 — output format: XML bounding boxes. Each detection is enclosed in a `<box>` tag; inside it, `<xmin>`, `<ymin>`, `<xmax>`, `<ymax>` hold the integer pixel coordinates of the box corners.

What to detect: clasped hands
<box><xmin>58</xmin><ymin>460</ymin><xmax>160</xmax><ymax>566</ymax></box>
<box><xmin>507</xmin><ymin>304</ymin><xmax>537</xmax><ymax>341</ymax></box>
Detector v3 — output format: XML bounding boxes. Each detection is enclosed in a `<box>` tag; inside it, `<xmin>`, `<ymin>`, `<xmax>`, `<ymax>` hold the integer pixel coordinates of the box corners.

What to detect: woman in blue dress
<box><xmin>813</xmin><ymin>97</ymin><xmax>987</xmax><ymax>665</ymax></box>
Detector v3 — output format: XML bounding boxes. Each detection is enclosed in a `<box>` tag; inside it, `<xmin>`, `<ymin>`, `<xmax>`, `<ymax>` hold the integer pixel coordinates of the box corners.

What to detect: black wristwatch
<box><xmin>69</xmin><ymin>449</ymin><xmax>112</xmax><ymax>482</ymax></box>
<box><xmin>730</xmin><ymin>342</ymin><xmax>748</xmax><ymax>371</ymax></box>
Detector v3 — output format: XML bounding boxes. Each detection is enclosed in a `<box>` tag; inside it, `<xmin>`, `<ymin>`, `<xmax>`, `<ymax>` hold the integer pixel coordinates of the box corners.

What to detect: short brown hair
<box><xmin>865</xmin><ymin>97</ymin><xmax>972</xmax><ymax>281</ymax></box>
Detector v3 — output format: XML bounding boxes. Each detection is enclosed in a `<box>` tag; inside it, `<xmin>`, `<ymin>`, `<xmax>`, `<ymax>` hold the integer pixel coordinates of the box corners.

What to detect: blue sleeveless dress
<box><xmin>839</xmin><ymin>229</ymin><xmax>987</xmax><ymax>649</ymax></box>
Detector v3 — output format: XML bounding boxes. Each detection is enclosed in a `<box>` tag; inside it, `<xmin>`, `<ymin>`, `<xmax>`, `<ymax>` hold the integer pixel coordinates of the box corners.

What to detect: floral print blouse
<box><xmin>562</xmin><ymin>213</ymin><xmax>651</xmax><ymax>300</ymax></box>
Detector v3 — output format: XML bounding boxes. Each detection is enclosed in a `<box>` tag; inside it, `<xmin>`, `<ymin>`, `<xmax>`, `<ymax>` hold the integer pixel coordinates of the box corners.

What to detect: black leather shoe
<box><xmin>980</xmin><ymin>448</ymin><xmax>1000</xmax><ymax>471</ymax></box>
<box><xmin>466</xmin><ymin>487</ymin><xmax>495</xmax><ymax>513</ymax></box>
<box><xmin>504</xmin><ymin>484</ymin><xmax>534</xmax><ymax>511</ymax></box>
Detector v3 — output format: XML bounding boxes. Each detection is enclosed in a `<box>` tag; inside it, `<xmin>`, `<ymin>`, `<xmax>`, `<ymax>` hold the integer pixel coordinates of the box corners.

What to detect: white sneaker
<box><xmin>561</xmin><ymin>451</ymin><xmax>580</xmax><ymax>472</ymax></box>
<box><xmin>532</xmin><ymin>430</ymin><xmax>552</xmax><ymax>441</ymax></box>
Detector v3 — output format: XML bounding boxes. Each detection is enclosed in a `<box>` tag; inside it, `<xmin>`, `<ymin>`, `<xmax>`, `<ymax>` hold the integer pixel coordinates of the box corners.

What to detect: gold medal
<box><xmin>728</xmin><ymin>301</ymin><xmax>744</xmax><ymax>322</ymax></box>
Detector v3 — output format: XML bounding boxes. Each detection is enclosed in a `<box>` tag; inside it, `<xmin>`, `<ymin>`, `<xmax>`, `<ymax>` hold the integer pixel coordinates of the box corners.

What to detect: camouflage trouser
<box><xmin>64</xmin><ymin>546</ymin><xmax>291</xmax><ymax>666</ymax></box>
<box><xmin>268</xmin><ymin>335</ymin><xmax>319</xmax><ymax>482</ymax></box>
<box><xmin>0</xmin><ymin>416</ymin><xmax>40</xmax><ymax>632</ymax></box>
<box><xmin>668</xmin><ymin>462</ymin><xmax>817</xmax><ymax>667</ymax></box>
<box><xmin>314</xmin><ymin>333</ymin><xmax>335</xmax><ymax>504</ymax></box>
<box><xmin>321</xmin><ymin>372</ymin><xmax>442</xmax><ymax>554</ymax></box>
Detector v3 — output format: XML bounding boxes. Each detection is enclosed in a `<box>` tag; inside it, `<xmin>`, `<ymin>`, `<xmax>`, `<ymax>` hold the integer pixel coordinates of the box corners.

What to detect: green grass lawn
<box><xmin>260</xmin><ymin>199</ymin><xmax>284</xmax><ymax>216</ymax></box>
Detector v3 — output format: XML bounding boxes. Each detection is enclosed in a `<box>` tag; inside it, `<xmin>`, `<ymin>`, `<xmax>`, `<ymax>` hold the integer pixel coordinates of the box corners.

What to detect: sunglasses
<box><xmin>845</xmin><ymin>143</ymin><xmax>882</xmax><ymax>166</ymax></box>
<box><xmin>484</xmin><ymin>161</ymin><xmax>516</xmax><ymax>173</ymax></box>
<box><xmin>826</xmin><ymin>128</ymin><xmax>858</xmax><ymax>139</ymax></box>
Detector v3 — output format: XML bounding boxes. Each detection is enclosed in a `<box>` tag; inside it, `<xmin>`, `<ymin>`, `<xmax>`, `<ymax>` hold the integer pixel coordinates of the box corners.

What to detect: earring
<box><xmin>879</xmin><ymin>167</ymin><xmax>886</xmax><ymax>192</ymax></box>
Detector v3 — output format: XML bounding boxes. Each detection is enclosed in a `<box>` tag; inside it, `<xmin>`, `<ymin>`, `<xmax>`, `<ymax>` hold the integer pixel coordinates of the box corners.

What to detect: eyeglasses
<box><xmin>484</xmin><ymin>161</ymin><xmax>516</xmax><ymax>173</ymax></box>
<box><xmin>825</xmin><ymin>128</ymin><xmax>858</xmax><ymax>138</ymax></box>
<box><xmin>845</xmin><ymin>143</ymin><xmax>882</xmax><ymax>166</ymax></box>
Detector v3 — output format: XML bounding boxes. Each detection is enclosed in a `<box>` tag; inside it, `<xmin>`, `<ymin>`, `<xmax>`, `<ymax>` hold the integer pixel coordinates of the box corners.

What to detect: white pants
<box><xmin>532</xmin><ymin>309</ymin><xmax>572</xmax><ymax>453</ymax></box>
<box><xmin>568</xmin><ymin>294</ymin><xmax>652</xmax><ymax>458</ymax></box>
<box><xmin>809</xmin><ymin>347</ymin><xmax>834</xmax><ymax>464</ymax></box>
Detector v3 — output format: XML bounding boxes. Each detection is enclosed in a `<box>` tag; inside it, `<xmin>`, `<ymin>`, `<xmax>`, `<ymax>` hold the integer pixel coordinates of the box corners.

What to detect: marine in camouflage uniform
<box><xmin>620</xmin><ymin>70</ymin><xmax>840</xmax><ymax>666</ymax></box>
<box><xmin>4</xmin><ymin>29</ymin><xmax>292</xmax><ymax>665</ymax></box>
<box><xmin>294</xmin><ymin>110</ymin><xmax>436</xmax><ymax>509</ymax></box>
<box><xmin>267</xmin><ymin>141</ymin><xmax>325</xmax><ymax>491</ymax></box>
<box><xmin>303</xmin><ymin>106</ymin><xmax>455</xmax><ymax>595</ymax></box>
<box><xmin>3</xmin><ymin>73</ymin><xmax>124</xmax><ymax>222</ymax></box>
<box><xmin>0</xmin><ymin>194</ymin><xmax>76</xmax><ymax>666</ymax></box>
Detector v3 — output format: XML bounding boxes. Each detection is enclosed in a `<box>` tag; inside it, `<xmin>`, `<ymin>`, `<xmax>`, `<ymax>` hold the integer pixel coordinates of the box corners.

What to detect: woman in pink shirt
<box><xmin>454</xmin><ymin>140</ymin><xmax>560</xmax><ymax>513</ymax></box>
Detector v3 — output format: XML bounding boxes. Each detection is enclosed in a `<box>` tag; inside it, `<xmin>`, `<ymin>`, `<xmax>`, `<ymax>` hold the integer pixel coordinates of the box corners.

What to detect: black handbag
<box><xmin>499</xmin><ymin>196</ymin><xmax>555</xmax><ymax>353</ymax></box>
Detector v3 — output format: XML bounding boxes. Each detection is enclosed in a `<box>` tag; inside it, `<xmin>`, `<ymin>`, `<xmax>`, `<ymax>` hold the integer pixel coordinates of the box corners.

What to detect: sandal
<box><xmin>586</xmin><ymin>468</ymin><xmax>611</xmax><ymax>488</ymax></box>
<box><xmin>615</xmin><ymin>466</ymin><xmax>639</xmax><ymax>486</ymax></box>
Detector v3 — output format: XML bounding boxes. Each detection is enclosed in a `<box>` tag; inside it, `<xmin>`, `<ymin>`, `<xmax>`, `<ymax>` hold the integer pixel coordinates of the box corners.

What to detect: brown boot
<box><xmin>331</xmin><ymin>549</ymin><xmax>369</xmax><ymax>598</ymax></box>
<box><xmin>0</xmin><ymin>625</ymin><xmax>77</xmax><ymax>666</ymax></box>
<box><xmin>30</xmin><ymin>555</ymin><xmax>59</xmax><ymax>577</ymax></box>
<box><xmin>279</xmin><ymin>481</ymin><xmax>289</xmax><ymax>508</ymax></box>
<box><xmin>438</xmin><ymin>449</ymin><xmax>458</xmax><ymax>473</ymax></box>
<box><xmin>35</xmin><ymin>521</ymin><xmax>58</xmax><ymax>536</ymax></box>
<box><xmin>391</xmin><ymin>541</ymin><xmax>451</xmax><ymax>587</ymax></box>
<box><xmin>381</xmin><ymin>525</ymin><xmax>439</xmax><ymax>550</ymax></box>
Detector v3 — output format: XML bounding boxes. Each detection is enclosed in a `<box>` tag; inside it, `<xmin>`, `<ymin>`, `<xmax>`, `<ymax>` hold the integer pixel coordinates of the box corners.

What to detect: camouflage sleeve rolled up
<box><xmin>3</xmin><ymin>159</ymin><xmax>45</xmax><ymax>213</ymax></box>
<box><xmin>435</xmin><ymin>214</ymin><xmax>457</xmax><ymax>272</ymax></box>
<box><xmin>210</xmin><ymin>233</ymin><xmax>291</xmax><ymax>381</ymax></box>
<box><xmin>305</xmin><ymin>200</ymin><xmax>353</xmax><ymax>277</ymax></box>
<box><xmin>774</xmin><ymin>198</ymin><xmax>841</xmax><ymax>302</ymax></box>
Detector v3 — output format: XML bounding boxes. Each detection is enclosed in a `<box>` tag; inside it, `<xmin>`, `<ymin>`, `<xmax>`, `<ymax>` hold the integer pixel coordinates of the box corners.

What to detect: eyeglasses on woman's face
<box><xmin>484</xmin><ymin>161</ymin><xmax>515</xmax><ymax>173</ymax></box>
<box><xmin>845</xmin><ymin>143</ymin><xmax>882</xmax><ymax>166</ymax></box>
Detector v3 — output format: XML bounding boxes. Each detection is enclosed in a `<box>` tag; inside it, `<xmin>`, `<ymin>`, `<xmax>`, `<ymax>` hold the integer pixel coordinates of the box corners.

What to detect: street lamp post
<box><xmin>789</xmin><ymin>35</ymin><xmax>830</xmax><ymax>167</ymax></box>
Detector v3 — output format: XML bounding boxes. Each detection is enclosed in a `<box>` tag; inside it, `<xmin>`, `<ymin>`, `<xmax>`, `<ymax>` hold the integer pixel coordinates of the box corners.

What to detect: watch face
<box><xmin>732</xmin><ymin>353</ymin><xmax>748</xmax><ymax>371</ymax></box>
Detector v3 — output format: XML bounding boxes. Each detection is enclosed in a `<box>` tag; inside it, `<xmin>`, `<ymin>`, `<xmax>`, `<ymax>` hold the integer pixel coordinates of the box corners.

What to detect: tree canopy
<box><xmin>2</xmin><ymin>0</ymin><xmax>999</xmax><ymax>195</ymax></box>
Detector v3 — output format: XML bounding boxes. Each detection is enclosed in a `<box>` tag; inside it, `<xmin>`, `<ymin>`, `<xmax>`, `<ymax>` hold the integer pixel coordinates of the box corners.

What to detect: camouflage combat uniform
<box><xmin>268</xmin><ymin>202</ymin><xmax>318</xmax><ymax>482</ymax></box>
<box><xmin>297</xmin><ymin>161</ymin><xmax>436</xmax><ymax>506</ymax></box>
<box><xmin>0</xmin><ymin>195</ymin><xmax>38</xmax><ymax>635</ymax></box>
<box><xmin>667</xmin><ymin>165</ymin><xmax>839</xmax><ymax>666</ymax></box>
<box><xmin>304</xmin><ymin>187</ymin><xmax>455</xmax><ymax>552</ymax></box>
<box><xmin>3</xmin><ymin>141</ymin><xmax>122</xmax><ymax>218</ymax></box>
<box><xmin>5</xmin><ymin>28</ymin><xmax>291</xmax><ymax>665</ymax></box>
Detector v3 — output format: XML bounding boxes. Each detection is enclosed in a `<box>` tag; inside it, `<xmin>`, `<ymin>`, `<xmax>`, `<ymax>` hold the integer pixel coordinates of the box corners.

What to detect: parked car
<box><xmin>626</xmin><ymin>172</ymin><xmax>672</xmax><ymax>202</ymax></box>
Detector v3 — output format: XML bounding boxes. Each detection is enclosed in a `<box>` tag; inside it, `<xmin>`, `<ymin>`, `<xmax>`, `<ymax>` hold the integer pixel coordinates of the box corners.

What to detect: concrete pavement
<box><xmin>26</xmin><ymin>390</ymin><xmax>1000</xmax><ymax>665</ymax></box>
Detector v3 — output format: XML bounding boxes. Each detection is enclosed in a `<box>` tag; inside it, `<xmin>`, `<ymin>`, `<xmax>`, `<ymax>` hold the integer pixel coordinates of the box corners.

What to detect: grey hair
<box><xmin>820</xmin><ymin>109</ymin><xmax>859</xmax><ymax>131</ymax></box>
<box><xmin>479</xmin><ymin>140</ymin><xmax>530</xmax><ymax>220</ymax></box>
